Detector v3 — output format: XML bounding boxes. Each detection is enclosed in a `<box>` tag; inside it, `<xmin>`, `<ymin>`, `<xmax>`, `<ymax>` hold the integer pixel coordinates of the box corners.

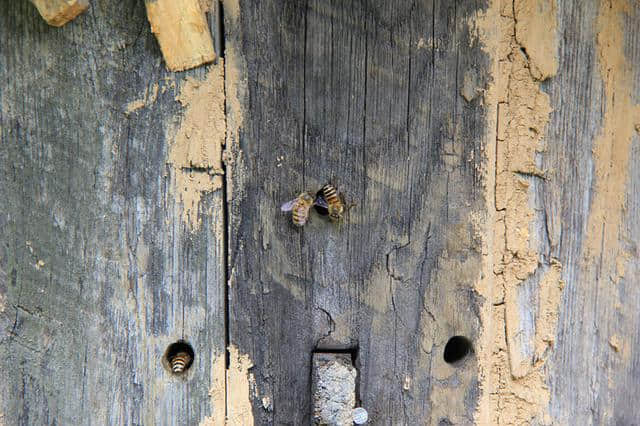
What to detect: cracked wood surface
<box><xmin>224</xmin><ymin>0</ymin><xmax>488</xmax><ymax>423</ymax></box>
<box><xmin>0</xmin><ymin>1</ymin><xmax>225</xmax><ymax>424</ymax></box>
<box><xmin>2</xmin><ymin>0</ymin><xmax>640</xmax><ymax>424</ymax></box>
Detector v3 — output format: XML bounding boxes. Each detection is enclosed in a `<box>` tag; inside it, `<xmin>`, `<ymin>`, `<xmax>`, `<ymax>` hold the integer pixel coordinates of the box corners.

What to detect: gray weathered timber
<box><xmin>544</xmin><ymin>2</ymin><xmax>640</xmax><ymax>425</ymax></box>
<box><xmin>3</xmin><ymin>0</ymin><xmax>640</xmax><ymax>424</ymax></box>
<box><xmin>224</xmin><ymin>0</ymin><xmax>489</xmax><ymax>423</ymax></box>
<box><xmin>0</xmin><ymin>1</ymin><xmax>225</xmax><ymax>424</ymax></box>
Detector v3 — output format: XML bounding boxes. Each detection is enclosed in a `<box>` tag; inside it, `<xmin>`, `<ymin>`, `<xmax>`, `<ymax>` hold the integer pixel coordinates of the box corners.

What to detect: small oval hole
<box><xmin>163</xmin><ymin>340</ymin><xmax>195</xmax><ymax>375</ymax></box>
<box><xmin>443</xmin><ymin>336</ymin><xmax>472</xmax><ymax>364</ymax></box>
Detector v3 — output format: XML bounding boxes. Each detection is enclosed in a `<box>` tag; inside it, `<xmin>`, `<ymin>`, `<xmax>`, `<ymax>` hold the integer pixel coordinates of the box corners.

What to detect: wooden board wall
<box><xmin>1</xmin><ymin>0</ymin><xmax>640</xmax><ymax>424</ymax></box>
<box><xmin>0</xmin><ymin>1</ymin><xmax>225</xmax><ymax>424</ymax></box>
<box><xmin>544</xmin><ymin>2</ymin><xmax>640</xmax><ymax>424</ymax></box>
<box><xmin>224</xmin><ymin>0</ymin><xmax>488</xmax><ymax>423</ymax></box>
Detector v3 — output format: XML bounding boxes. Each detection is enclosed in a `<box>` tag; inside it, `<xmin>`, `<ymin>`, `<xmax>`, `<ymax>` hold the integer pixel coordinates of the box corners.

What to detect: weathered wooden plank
<box><xmin>224</xmin><ymin>0</ymin><xmax>489</xmax><ymax>423</ymax></box>
<box><xmin>3</xmin><ymin>0</ymin><xmax>640</xmax><ymax>424</ymax></box>
<box><xmin>544</xmin><ymin>1</ymin><xmax>640</xmax><ymax>424</ymax></box>
<box><xmin>0</xmin><ymin>1</ymin><xmax>225</xmax><ymax>424</ymax></box>
<box><xmin>470</xmin><ymin>0</ymin><xmax>640</xmax><ymax>424</ymax></box>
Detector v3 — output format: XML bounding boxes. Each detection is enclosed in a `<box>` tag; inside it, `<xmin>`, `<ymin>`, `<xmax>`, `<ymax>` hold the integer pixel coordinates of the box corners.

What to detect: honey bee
<box><xmin>315</xmin><ymin>184</ymin><xmax>345</xmax><ymax>222</ymax></box>
<box><xmin>281</xmin><ymin>192</ymin><xmax>315</xmax><ymax>226</ymax></box>
<box><xmin>170</xmin><ymin>351</ymin><xmax>192</xmax><ymax>374</ymax></box>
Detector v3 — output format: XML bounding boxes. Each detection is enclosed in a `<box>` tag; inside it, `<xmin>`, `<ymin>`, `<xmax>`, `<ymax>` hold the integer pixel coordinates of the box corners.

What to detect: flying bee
<box><xmin>315</xmin><ymin>184</ymin><xmax>345</xmax><ymax>222</ymax></box>
<box><xmin>281</xmin><ymin>192</ymin><xmax>315</xmax><ymax>226</ymax></box>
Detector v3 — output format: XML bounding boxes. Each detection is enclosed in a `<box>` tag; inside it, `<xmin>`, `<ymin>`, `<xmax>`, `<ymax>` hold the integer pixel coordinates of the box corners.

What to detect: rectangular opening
<box><xmin>312</xmin><ymin>345</ymin><xmax>359</xmax><ymax>365</ymax></box>
<box><xmin>311</xmin><ymin>346</ymin><xmax>361</xmax><ymax>423</ymax></box>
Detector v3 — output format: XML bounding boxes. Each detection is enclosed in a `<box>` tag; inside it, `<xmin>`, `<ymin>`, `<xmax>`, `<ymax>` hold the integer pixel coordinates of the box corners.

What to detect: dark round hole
<box><xmin>163</xmin><ymin>340</ymin><xmax>195</xmax><ymax>375</ymax></box>
<box><xmin>443</xmin><ymin>336</ymin><xmax>472</xmax><ymax>364</ymax></box>
<box><xmin>314</xmin><ymin>190</ymin><xmax>329</xmax><ymax>216</ymax></box>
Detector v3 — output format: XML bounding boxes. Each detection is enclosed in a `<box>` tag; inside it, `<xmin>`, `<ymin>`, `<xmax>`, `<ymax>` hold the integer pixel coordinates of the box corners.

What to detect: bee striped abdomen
<box><xmin>170</xmin><ymin>352</ymin><xmax>192</xmax><ymax>373</ymax></box>
<box><xmin>322</xmin><ymin>184</ymin><xmax>339</xmax><ymax>204</ymax></box>
<box><xmin>321</xmin><ymin>184</ymin><xmax>344</xmax><ymax>221</ymax></box>
<box><xmin>290</xmin><ymin>192</ymin><xmax>314</xmax><ymax>226</ymax></box>
<box><xmin>292</xmin><ymin>205</ymin><xmax>307</xmax><ymax>225</ymax></box>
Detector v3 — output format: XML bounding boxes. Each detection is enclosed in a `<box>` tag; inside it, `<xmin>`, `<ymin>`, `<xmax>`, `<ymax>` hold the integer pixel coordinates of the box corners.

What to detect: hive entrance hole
<box><xmin>443</xmin><ymin>336</ymin><xmax>472</xmax><ymax>364</ymax></box>
<box><xmin>163</xmin><ymin>340</ymin><xmax>195</xmax><ymax>375</ymax></box>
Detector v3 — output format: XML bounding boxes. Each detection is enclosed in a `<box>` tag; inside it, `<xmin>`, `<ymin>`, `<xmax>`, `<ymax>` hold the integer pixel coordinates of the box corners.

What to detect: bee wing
<box><xmin>314</xmin><ymin>196</ymin><xmax>328</xmax><ymax>208</ymax></box>
<box><xmin>280</xmin><ymin>199</ymin><xmax>297</xmax><ymax>212</ymax></box>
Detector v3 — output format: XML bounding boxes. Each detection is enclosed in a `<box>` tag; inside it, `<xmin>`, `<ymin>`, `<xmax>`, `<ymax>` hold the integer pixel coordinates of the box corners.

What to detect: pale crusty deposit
<box><xmin>199</xmin><ymin>346</ymin><xmax>257</xmax><ymax>426</ymax></box>
<box><xmin>199</xmin><ymin>353</ymin><xmax>226</xmax><ymax>426</ymax></box>
<box><xmin>514</xmin><ymin>0</ymin><xmax>558</xmax><ymax>80</ymax></box>
<box><xmin>167</xmin><ymin>62</ymin><xmax>226</xmax><ymax>230</ymax></box>
<box><xmin>312</xmin><ymin>354</ymin><xmax>357</xmax><ymax>425</ymax></box>
<box><xmin>226</xmin><ymin>345</ymin><xmax>256</xmax><ymax>426</ymax></box>
<box><xmin>584</xmin><ymin>0</ymin><xmax>640</xmax><ymax>286</ymax></box>
<box><xmin>474</xmin><ymin>0</ymin><xmax>563</xmax><ymax>424</ymax></box>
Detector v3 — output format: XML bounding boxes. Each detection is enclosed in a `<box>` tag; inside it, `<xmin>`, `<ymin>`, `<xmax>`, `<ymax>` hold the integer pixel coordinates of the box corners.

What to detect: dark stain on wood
<box><xmin>224</xmin><ymin>0</ymin><xmax>489</xmax><ymax>423</ymax></box>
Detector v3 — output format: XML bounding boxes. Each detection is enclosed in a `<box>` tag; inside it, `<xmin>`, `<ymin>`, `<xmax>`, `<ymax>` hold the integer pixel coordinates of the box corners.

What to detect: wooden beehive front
<box><xmin>1</xmin><ymin>0</ymin><xmax>639</xmax><ymax>425</ymax></box>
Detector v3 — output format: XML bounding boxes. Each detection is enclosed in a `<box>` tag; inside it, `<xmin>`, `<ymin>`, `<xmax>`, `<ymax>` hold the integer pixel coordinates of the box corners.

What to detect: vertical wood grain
<box><xmin>0</xmin><ymin>1</ymin><xmax>225</xmax><ymax>424</ymax></box>
<box><xmin>544</xmin><ymin>2</ymin><xmax>640</xmax><ymax>424</ymax></box>
<box><xmin>224</xmin><ymin>0</ymin><xmax>490</xmax><ymax>423</ymax></box>
<box><xmin>2</xmin><ymin>0</ymin><xmax>640</xmax><ymax>424</ymax></box>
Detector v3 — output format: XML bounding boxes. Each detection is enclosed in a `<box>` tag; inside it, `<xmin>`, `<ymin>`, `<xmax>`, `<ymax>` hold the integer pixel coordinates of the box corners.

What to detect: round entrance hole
<box><xmin>443</xmin><ymin>336</ymin><xmax>472</xmax><ymax>364</ymax></box>
<box><xmin>163</xmin><ymin>340</ymin><xmax>195</xmax><ymax>375</ymax></box>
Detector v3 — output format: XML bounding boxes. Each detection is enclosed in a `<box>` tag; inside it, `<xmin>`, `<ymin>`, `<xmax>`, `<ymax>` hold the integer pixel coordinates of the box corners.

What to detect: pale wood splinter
<box><xmin>144</xmin><ymin>0</ymin><xmax>216</xmax><ymax>72</ymax></box>
<box><xmin>29</xmin><ymin>0</ymin><xmax>89</xmax><ymax>27</ymax></box>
